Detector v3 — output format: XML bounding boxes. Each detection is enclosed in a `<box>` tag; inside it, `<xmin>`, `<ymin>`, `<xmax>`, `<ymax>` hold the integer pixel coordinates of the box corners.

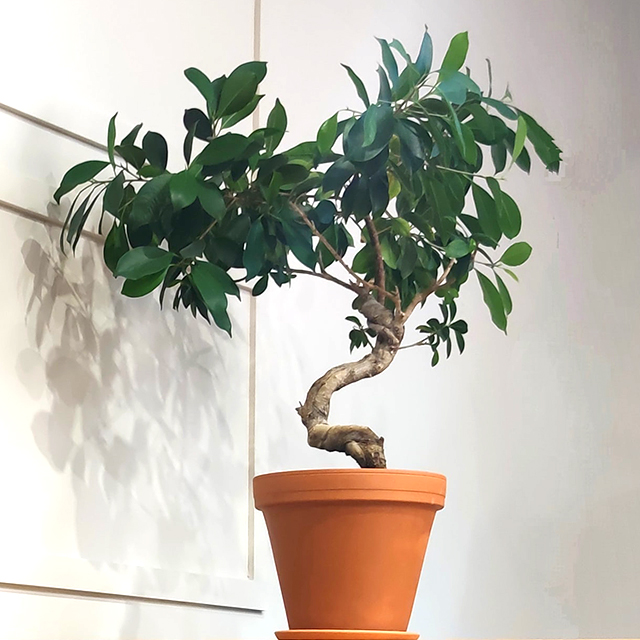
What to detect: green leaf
<box><xmin>477</xmin><ymin>271</ymin><xmax>507</xmax><ymax>332</ymax></box>
<box><xmin>221</xmin><ymin>94</ymin><xmax>263</xmax><ymax>129</ymax></box>
<box><xmin>252</xmin><ymin>274</ymin><xmax>269</xmax><ymax>296</ymax></box>
<box><xmin>390</xmin><ymin>39</ymin><xmax>411</xmax><ymax>63</ymax></box>
<box><xmin>170</xmin><ymin>171</ymin><xmax>199</xmax><ymax>209</ymax></box>
<box><xmin>317</xmin><ymin>112</ymin><xmax>339</xmax><ymax>155</ymax></box>
<box><xmin>502</xmin><ymin>267</ymin><xmax>519</xmax><ymax>282</ymax></box>
<box><xmin>282</xmin><ymin>219</ymin><xmax>316</xmax><ymax>269</ymax></box>
<box><xmin>107</xmin><ymin>113</ymin><xmax>117</xmax><ymax>168</ymax></box>
<box><xmin>472</xmin><ymin>183</ymin><xmax>501</xmax><ymax>243</ymax></box>
<box><xmin>437</xmin><ymin>71</ymin><xmax>482</xmax><ymax>104</ymax></box>
<box><xmin>122</xmin><ymin>269</ymin><xmax>167</xmax><ymax>298</ymax></box>
<box><xmin>265</xmin><ymin>99</ymin><xmax>287</xmax><ymax>155</ymax></box>
<box><xmin>499</xmin><ymin>241</ymin><xmax>532</xmax><ymax>266</ymax></box>
<box><xmin>398</xmin><ymin>239</ymin><xmax>417</xmax><ymax>279</ymax></box>
<box><xmin>323</xmin><ymin>158</ymin><xmax>355</xmax><ymax>193</ymax></box>
<box><xmin>114</xmin><ymin>144</ymin><xmax>146</xmax><ymax>170</ymax></box>
<box><xmin>444</xmin><ymin>238</ymin><xmax>471</xmax><ymax>258</ymax></box>
<box><xmin>519</xmin><ymin>110</ymin><xmax>562</xmax><ymax>173</ymax></box>
<box><xmin>120</xmin><ymin>123</ymin><xmax>143</xmax><ymax>146</ymax></box>
<box><xmin>496</xmin><ymin>274</ymin><xmax>513</xmax><ymax>315</ymax></box>
<box><xmin>217</xmin><ymin>63</ymin><xmax>264</xmax><ymax>118</ymax></box>
<box><xmin>103</xmin><ymin>171</ymin><xmax>125</xmax><ymax>218</ymax></box>
<box><xmin>377</xmin><ymin>66</ymin><xmax>392</xmax><ymax>102</ymax></box>
<box><xmin>53</xmin><ymin>160</ymin><xmax>109</xmax><ymax>204</ymax></box>
<box><xmin>184</xmin><ymin>67</ymin><xmax>215</xmax><ymax>107</ymax></box>
<box><xmin>439</xmin><ymin>32</ymin><xmax>469</xmax><ymax>80</ymax></box>
<box><xmin>183</xmin><ymin>123</ymin><xmax>197</xmax><ymax>164</ymax></box>
<box><xmin>116</xmin><ymin>246</ymin><xmax>174</xmax><ymax>279</ymax></box>
<box><xmin>415</xmin><ymin>29</ymin><xmax>434</xmax><ymax>75</ymax></box>
<box><xmin>142</xmin><ymin>131</ymin><xmax>168</xmax><ymax>170</ymax></box>
<box><xmin>491</xmin><ymin>142</ymin><xmax>507</xmax><ymax>173</ymax></box>
<box><xmin>128</xmin><ymin>173</ymin><xmax>172</xmax><ymax>228</ymax></box>
<box><xmin>342</xmin><ymin>64</ymin><xmax>370</xmax><ymax>107</ymax></box>
<box><xmin>193</xmin><ymin>260</ymin><xmax>240</xmax><ymax>299</ymax></box>
<box><xmin>195</xmin><ymin>133</ymin><xmax>249</xmax><ymax>165</ymax></box>
<box><xmin>244</xmin><ymin>220</ymin><xmax>267</xmax><ymax>279</ymax></box>
<box><xmin>377</xmin><ymin>38</ymin><xmax>398</xmax><ymax>87</ymax></box>
<box><xmin>190</xmin><ymin>262</ymin><xmax>233</xmax><ymax>335</ymax></box>
<box><xmin>481</xmin><ymin>97</ymin><xmax>518</xmax><ymax>120</ymax></box>
<box><xmin>511</xmin><ymin>115</ymin><xmax>528</xmax><ymax>165</ymax></box>
<box><xmin>199</xmin><ymin>183</ymin><xmax>226</xmax><ymax>220</ymax></box>
<box><xmin>103</xmin><ymin>221</ymin><xmax>129</xmax><ymax>273</ymax></box>
<box><xmin>183</xmin><ymin>108</ymin><xmax>212</xmax><ymax>140</ymax></box>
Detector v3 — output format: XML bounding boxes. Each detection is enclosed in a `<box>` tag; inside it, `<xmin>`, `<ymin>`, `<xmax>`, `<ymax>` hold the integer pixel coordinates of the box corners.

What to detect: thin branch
<box><xmin>402</xmin><ymin>259</ymin><xmax>456</xmax><ymax>321</ymax></box>
<box><xmin>398</xmin><ymin>338</ymin><xmax>431</xmax><ymax>350</ymax></box>
<box><xmin>364</xmin><ymin>216</ymin><xmax>386</xmax><ymax>302</ymax></box>
<box><xmin>288</xmin><ymin>268</ymin><xmax>357</xmax><ymax>293</ymax></box>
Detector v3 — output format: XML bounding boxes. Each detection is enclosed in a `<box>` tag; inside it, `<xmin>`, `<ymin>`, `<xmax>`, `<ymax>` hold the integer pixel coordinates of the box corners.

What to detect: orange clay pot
<box><xmin>254</xmin><ymin>469</ymin><xmax>446</xmax><ymax>640</ymax></box>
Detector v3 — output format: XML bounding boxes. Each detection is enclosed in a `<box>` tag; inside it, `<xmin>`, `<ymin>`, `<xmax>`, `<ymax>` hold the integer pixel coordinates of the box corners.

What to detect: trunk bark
<box><xmin>296</xmin><ymin>295</ymin><xmax>404</xmax><ymax>468</ymax></box>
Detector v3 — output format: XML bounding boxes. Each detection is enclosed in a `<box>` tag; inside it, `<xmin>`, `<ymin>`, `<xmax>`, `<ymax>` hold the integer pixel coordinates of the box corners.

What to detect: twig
<box><xmin>398</xmin><ymin>338</ymin><xmax>431</xmax><ymax>350</ymax></box>
<box><xmin>288</xmin><ymin>268</ymin><xmax>357</xmax><ymax>293</ymax></box>
<box><xmin>364</xmin><ymin>216</ymin><xmax>386</xmax><ymax>302</ymax></box>
<box><xmin>402</xmin><ymin>259</ymin><xmax>456</xmax><ymax>321</ymax></box>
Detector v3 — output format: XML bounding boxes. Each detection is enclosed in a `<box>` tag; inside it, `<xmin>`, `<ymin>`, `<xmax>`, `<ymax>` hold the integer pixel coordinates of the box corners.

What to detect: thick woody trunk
<box><xmin>296</xmin><ymin>295</ymin><xmax>404</xmax><ymax>468</ymax></box>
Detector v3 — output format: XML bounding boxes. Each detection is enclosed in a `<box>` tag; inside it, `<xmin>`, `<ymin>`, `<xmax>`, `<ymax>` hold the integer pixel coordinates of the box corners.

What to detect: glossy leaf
<box><xmin>221</xmin><ymin>94</ymin><xmax>263</xmax><ymax>129</ymax></box>
<box><xmin>341</xmin><ymin>64</ymin><xmax>370</xmax><ymax>107</ymax></box>
<box><xmin>170</xmin><ymin>171</ymin><xmax>199</xmax><ymax>209</ymax></box>
<box><xmin>472</xmin><ymin>183</ymin><xmax>501</xmax><ymax>243</ymax></box>
<box><xmin>128</xmin><ymin>173</ymin><xmax>171</xmax><ymax>228</ymax></box>
<box><xmin>217</xmin><ymin>64</ymin><xmax>262</xmax><ymax>118</ymax></box>
<box><xmin>54</xmin><ymin>160</ymin><xmax>109</xmax><ymax>204</ymax></box>
<box><xmin>477</xmin><ymin>271</ymin><xmax>507</xmax><ymax>332</ymax></box>
<box><xmin>103</xmin><ymin>221</ymin><xmax>129</xmax><ymax>273</ymax></box>
<box><xmin>496</xmin><ymin>273</ymin><xmax>513</xmax><ymax>315</ymax></box>
<box><xmin>317</xmin><ymin>112</ymin><xmax>339</xmax><ymax>155</ymax></box>
<box><xmin>244</xmin><ymin>220</ymin><xmax>267</xmax><ymax>279</ymax></box>
<box><xmin>499</xmin><ymin>241</ymin><xmax>532</xmax><ymax>266</ymax></box>
<box><xmin>444</xmin><ymin>238</ymin><xmax>472</xmax><ymax>258</ymax></box>
<box><xmin>142</xmin><ymin>131</ymin><xmax>168</xmax><ymax>170</ymax></box>
<box><xmin>377</xmin><ymin>38</ymin><xmax>398</xmax><ymax>87</ymax></box>
<box><xmin>196</xmin><ymin>133</ymin><xmax>248</xmax><ymax>165</ymax></box>
<box><xmin>122</xmin><ymin>269</ymin><xmax>167</xmax><ymax>298</ymax></box>
<box><xmin>199</xmin><ymin>183</ymin><xmax>226</xmax><ymax>220</ymax></box>
<box><xmin>252</xmin><ymin>274</ymin><xmax>269</xmax><ymax>296</ymax></box>
<box><xmin>184</xmin><ymin>67</ymin><xmax>215</xmax><ymax>106</ymax></box>
<box><xmin>120</xmin><ymin>123</ymin><xmax>143</xmax><ymax>146</ymax></box>
<box><xmin>265</xmin><ymin>99</ymin><xmax>287</xmax><ymax>155</ymax></box>
<box><xmin>282</xmin><ymin>219</ymin><xmax>316</xmax><ymax>269</ymax></box>
<box><xmin>415</xmin><ymin>28</ymin><xmax>434</xmax><ymax>75</ymax></box>
<box><xmin>190</xmin><ymin>262</ymin><xmax>233</xmax><ymax>335</ymax></box>
<box><xmin>183</xmin><ymin>108</ymin><xmax>212</xmax><ymax>140</ymax></box>
<box><xmin>115</xmin><ymin>246</ymin><xmax>174</xmax><ymax>279</ymax></box>
<box><xmin>107</xmin><ymin>113</ymin><xmax>117</xmax><ymax>167</ymax></box>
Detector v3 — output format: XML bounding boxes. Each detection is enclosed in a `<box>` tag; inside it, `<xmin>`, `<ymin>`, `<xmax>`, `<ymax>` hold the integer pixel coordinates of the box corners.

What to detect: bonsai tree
<box><xmin>53</xmin><ymin>30</ymin><xmax>561</xmax><ymax>469</ymax></box>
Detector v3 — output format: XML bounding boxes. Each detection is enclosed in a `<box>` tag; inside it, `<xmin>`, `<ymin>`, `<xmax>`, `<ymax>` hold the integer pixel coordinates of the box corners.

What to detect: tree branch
<box><xmin>288</xmin><ymin>268</ymin><xmax>357</xmax><ymax>293</ymax></box>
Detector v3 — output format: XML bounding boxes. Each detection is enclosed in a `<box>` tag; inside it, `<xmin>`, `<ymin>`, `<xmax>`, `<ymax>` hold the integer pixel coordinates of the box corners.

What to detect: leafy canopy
<box><xmin>54</xmin><ymin>29</ymin><xmax>561</xmax><ymax>362</ymax></box>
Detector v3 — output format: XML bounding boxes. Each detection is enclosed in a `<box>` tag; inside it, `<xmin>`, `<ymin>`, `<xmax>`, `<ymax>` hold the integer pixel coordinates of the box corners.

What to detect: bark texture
<box><xmin>296</xmin><ymin>295</ymin><xmax>405</xmax><ymax>468</ymax></box>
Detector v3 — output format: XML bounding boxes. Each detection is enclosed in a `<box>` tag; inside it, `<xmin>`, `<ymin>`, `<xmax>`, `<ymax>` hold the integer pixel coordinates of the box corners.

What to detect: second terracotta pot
<box><xmin>254</xmin><ymin>468</ymin><xmax>446</xmax><ymax>635</ymax></box>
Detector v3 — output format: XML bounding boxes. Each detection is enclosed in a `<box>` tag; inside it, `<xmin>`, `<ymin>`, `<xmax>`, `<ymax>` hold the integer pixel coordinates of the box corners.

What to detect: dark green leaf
<box><xmin>390</xmin><ymin>39</ymin><xmax>411</xmax><ymax>63</ymax></box>
<box><xmin>120</xmin><ymin>123</ymin><xmax>143</xmax><ymax>146</ymax></box>
<box><xmin>217</xmin><ymin>63</ymin><xmax>264</xmax><ymax>118</ymax></box>
<box><xmin>170</xmin><ymin>171</ymin><xmax>199</xmax><ymax>209</ymax></box>
<box><xmin>341</xmin><ymin>64</ymin><xmax>370</xmax><ymax>107</ymax></box>
<box><xmin>265</xmin><ymin>99</ymin><xmax>287</xmax><ymax>155</ymax></box>
<box><xmin>323</xmin><ymin>158</ymin><xmax>355</xmax><ymax>193</ymax></box>
<box><xmin>183</xmin><ymin>108</ymin><xmax>212</xmax><ymax>140</ymax></box>
<box><xmin>190</xmin><ymin>262</ymin><xmax>233</xmax><ymax>335</ymax></box>
<box><xmin>183</xmin><ymin>123</ymin><xmax>197</xmax><ymax>164</ymax></box>
<box><xmin>481</xmin><ymin>97</ymin><xmax>518</xmax><ymax>120</ymax></box>
<box><xmin>377</xmin><ymin>66</ymin><xmax>392</xmax><ymax>103</ymax></box>
<box><xmin>252</xmin><ymin>274</ymin><xmax>269</xmax><ymax>296</ymax></box>
<box><xmin>199</xmin><ymin>183</ymin><xmax>226</xmax><ymax>220</ymax></box>
<box><xmin>472</xmin><ymin>183</ymin><xmax>501</xmax><ymax>243</ymax></box>
<box><xmin>499</xmin><ymin>241</ymin><xmax>532</xmax><ymax>266</ymax></box>
<box><xmin>519</xmin><ymin>110</ymin><xmax>562</xmax><ymax>173</ymax></box>
<box><xmin>244</xmin><ymin>220</ymin><xmax>267</xmax><ymax>279</ymax></box>
<box><xmin>415</xmin><ymin>29</ymin><xmax>433</xmax><ymax>75</ymax></box>
<box><xmin>142</xmin><ymin>131</ymin><xmax>168</xmax><ymax>170</ymax></box>
<box><xmin>193</xmin><ymin>259</ymin><xmax>240</xmax><ymax>298</ymax></box>
<box><xmin>477</xmin><ymin>271</ymin><xmax>507</xmax><ymax>332</ymax></box>
<box><xmin>184</xmin><ymin>67</ymin><xmax>215</xmax><ymax>107</ymax></box>
<box><xmin>317</xmin><ymin>112</ymin><xmax>339</xmax><ymax>155</ymax></box>
<box><xmin>221</xmin><ymin>94</ymin><xmax>263</xmax><ymax>129</ymax></box>
<box><xmin>53</xmin><ymin>160</ymin><xmax>109</xmax><ymax>204</ymax></box>
<box><xmin>282</xmin><ymin>219</ymin><xmax>316</xmax><ymax>269</ymax></box>
<box><xmin>103</xmin><ymin>171</ymin><xmax>125</xmax><ymax>217</ymax></box>
<box><xmin>103</xmin><ymin>221</ymin><xmax>129</xmax><ymax>273</ymax></box>
<box><xmin>196</xmin><ymin>133</ymin><xmax>248</xmax><ymax>165</ymax></box>
<box><xmin>377</xmin><ymin>38</ymin><xmax>398</xmax><ymax>87</ymax></box>
<box><xmin>107</xmin><ymin>113</ymin><xmax>117</xmax><ymax>168</ymax></box>
<box><xmin>491</xmin><ymin>142</ymin><xmax>507</xmax><ymax>173</ymax></box>
<box><xmin>121</xmin><ymin>269</ymin><xmax>167</xmax><ymax>298</ymax></box>
<box><xmin>116</xmin><ymin>246</ymin><xmax>174</xmax><ymax>279</ymax></box>
<box><xmin>114</xmin><ymin>144</ymin><xmax>146</xmax><ymax>170</ymax></box>
<box><xmin>369</xmin><ymin>171</ymin><xmax>389</xmax><ymax>215</ymax></box>
<box><xmin>128</xmin><ymin>173</ymin><xmax>172</xmax><ymax>228</ymax></box>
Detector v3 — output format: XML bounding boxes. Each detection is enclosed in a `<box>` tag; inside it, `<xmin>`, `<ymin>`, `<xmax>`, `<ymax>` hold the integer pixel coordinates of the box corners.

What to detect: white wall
<box><xmin>1</xmin><ymin>0</ymin><xmax>640</xmax><ymax>638</ymax></box>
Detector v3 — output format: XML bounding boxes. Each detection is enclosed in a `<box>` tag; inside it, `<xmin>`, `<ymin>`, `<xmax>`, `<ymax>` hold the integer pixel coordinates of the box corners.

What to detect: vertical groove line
<box><xmin>247</xmin><ymin>0</ymin><xmax>262</xmax><ymax>581</ymax></box>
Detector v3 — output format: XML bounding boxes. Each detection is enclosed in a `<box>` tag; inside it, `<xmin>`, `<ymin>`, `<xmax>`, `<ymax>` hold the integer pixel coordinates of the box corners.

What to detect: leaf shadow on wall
<box><xmin>15</xmin><ymin>218</ymin><xmax>253</xmax><ymax>598</ymax></box>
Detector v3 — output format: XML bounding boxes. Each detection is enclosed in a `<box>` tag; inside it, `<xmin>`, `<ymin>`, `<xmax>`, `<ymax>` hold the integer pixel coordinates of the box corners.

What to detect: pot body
<box><xmin>254</xmin><ymin>469</ymin><xmax>446</xmax><ymax>633</ymax></box>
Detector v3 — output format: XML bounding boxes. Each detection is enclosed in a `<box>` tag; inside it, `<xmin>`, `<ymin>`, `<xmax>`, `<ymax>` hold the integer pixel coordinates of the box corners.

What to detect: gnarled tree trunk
<box><xmin>296</xmin><ymin>295</ymin><xmax>404</xmax><ymax>468</ymax></box>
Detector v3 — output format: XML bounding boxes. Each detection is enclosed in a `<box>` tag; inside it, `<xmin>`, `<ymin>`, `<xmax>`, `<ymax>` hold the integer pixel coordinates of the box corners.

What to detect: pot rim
<box><xmin>253</xmin><ymin>468</ymin><xmax>446</xmax><ymax>510</ymax></box>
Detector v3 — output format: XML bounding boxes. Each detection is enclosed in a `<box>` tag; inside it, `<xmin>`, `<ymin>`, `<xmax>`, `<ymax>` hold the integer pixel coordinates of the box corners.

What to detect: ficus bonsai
<box><xmin>53</xmin><ymin>29</ymin><xmax>561</xmax><ymax>469</ymax></box>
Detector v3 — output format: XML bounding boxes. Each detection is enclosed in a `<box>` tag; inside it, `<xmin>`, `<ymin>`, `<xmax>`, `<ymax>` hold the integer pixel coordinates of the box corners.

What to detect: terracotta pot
<box><xmin>254</xmin><ymin>469</ymin><xmax>446</xmax><ymax>640</ymax></box>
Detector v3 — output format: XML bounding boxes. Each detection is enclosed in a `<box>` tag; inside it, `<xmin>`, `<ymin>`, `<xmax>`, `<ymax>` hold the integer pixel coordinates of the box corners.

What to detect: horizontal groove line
<box><xmin>0</xmin><ymin>101</ymin><xmax>106</xmax><ymax>152</ymax></box>
<box><xmin>0</xmin><ymin>198</ymin><xmax>252</xmax><ymax>293</ymax></box>
<box><xmin>0</xmin><ymin>581</ymin><xmax>261</xmax><ymax>613</ymax></box>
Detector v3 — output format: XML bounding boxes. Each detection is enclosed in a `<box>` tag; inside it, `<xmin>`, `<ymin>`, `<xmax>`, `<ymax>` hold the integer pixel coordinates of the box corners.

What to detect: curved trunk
<box><xmin>296</xmin><ymin>296</ymin><xmax>404</xmax><ymax>468</ymax></box>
